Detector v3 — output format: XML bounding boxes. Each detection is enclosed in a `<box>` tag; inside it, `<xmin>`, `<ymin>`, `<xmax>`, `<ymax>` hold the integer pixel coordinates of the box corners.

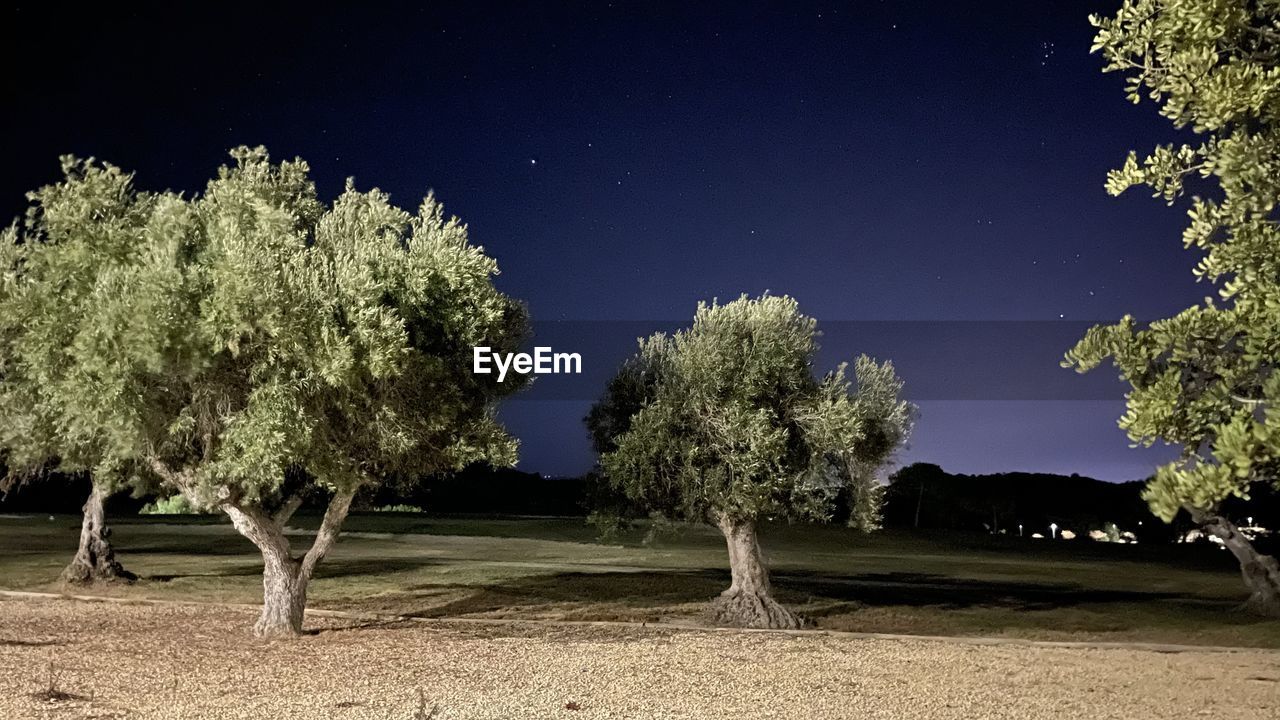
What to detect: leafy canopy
<box><xmin>0</xmin><ymin>157</ymin><xmax>171</xmax><ymax>493</ymax></box>
<box><xmin>1064</xmin><ymin>1</ymin><xmax>1280</xmax><ymax>520</ymax></box>
<box><xmin>591</xmin><ymin>294</ymin><xmax>912</xmax><ymax>528</ymax></box>
<box><xmin>2</xmin><ymin>147</ymin><xmax>527</xmax><ymax>507</ymax></box>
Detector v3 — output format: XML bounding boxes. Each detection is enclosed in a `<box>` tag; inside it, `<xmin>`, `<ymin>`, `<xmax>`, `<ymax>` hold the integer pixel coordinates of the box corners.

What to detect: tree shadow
<box><xmin>146</xmin><ymin>563</ymin><xmax>264</xmax><ymax>581</ymax></box>
<box><xmin>776</xmin><ymin>569</ymin><xmax>1185</xmax><ymax>611</ymax></box>
<box><xmin>0</xmin><ymin>638</ymin><xmax>62</xmax><ymax>647</ymax></box>
<box><xmin>146</xmin><ymin>555</ymin><xmax>451</xmax><ymax>583</ymax></box>
<box><xmin>125</xmin><ymin>544</ymin><xmax>251</xmax><ymax>557</ymax></box>
<box><xmin>400</xmin><ymin>569</ymin><xmax>725</xmax><ymax>618</ymax></box>
<box><xmin>371</xmin><ymin>567</ymin><xmax>1202</xmax><ymax>621</ymax></box>
<box><xmin>313</xmin><ymin>556</ymin><xmax>450</xmax><ymax>579</ymax></box>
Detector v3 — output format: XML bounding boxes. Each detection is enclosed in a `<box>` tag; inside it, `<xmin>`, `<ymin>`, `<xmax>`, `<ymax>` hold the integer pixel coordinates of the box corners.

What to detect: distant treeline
<box><xmin>880</xmin><ymin>463</ymin><xmax>1158</xmax><ymax>538</ymax></box>
<box><xmin>0</xmin><ymin>465</ymin><xmax>590</xmax><ymax>518</ymax></box>
<box><xmin>363</xmin><ymin>465</ymin><xmax>588</xmax><ymax>516</ymax></box>
<box><xmin>879</xmin><ymin>463</ymin><xmax>1280</xmax><ymax>547</ymax></box>
<box><xmin>5</xmin><ymin>462</ymin><xmax>1277</xmax><ymax>545</ymax></box>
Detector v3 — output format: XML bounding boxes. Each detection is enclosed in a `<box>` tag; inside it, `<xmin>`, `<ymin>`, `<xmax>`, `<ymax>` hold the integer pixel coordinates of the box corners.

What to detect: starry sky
<box><xmin>2</xmin><ymin>1</ymin><xmax>1205</xmax><ymax>481</ymax></box>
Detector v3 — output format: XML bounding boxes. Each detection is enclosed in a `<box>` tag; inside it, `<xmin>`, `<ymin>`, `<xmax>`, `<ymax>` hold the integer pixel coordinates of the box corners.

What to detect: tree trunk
<box><xmin>257</xmin><ymin>541</ymin><xmax>308</xmax><ymax>638</ymax></box>
<box><xmin>1192</xmin><ymin>509</ymin><xmax>1280</xmax><ymax>617</ymax></box>
<box><xmin>224</xmin><ymin>488</ymin><xmax>357</xmax><ymax>638</ymax></box>
<box><xmin>708</xmin><ymin>514</ymin><xmax>801</xmax><ymax>629</ymax></box>
<box><xmin>60</xmin><ymin>479</ymin><xmax>134</xmax><ymax>584</ymax></box>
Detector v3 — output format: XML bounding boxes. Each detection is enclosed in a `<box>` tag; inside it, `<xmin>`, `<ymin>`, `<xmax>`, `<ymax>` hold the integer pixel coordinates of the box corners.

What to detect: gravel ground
<box><xmin>1</xmin><ymin>597</ymin><xmax>1278</xmax><ymax>720</ymax></box>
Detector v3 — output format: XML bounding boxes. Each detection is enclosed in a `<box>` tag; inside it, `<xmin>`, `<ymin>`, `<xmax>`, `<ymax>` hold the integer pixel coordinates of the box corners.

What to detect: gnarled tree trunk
<box><xmin>1191</xmin><ymin>508</ymin><xmax>1280</xmax><ymax>617</ymax></box>
<box><xmin>708</xmin><ymin>513</ymin><xmax>801</xmax><ymax>629</ymax></box>
<box><xmin>224</xmin><ymin>488</ymin><xmax>356</xmax><ymax>638</ymax></box>
<box><xmin>256</xmin><ymin>536</ymin><xmax>309</xmax><ymax>637</ymax></box>
<box><xmin>60</xmin><ymin>479</ymin><xmax>134</xmax><ymax>584</ymax></box>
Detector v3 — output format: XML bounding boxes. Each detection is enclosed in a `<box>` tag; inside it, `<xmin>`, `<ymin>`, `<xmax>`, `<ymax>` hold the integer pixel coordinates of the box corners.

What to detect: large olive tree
<box><xmin>589</xmin><ymin>295</ymin><xmax>911</xmax><ymax>628</ymax></box>
<box><xmin>0</xmin><ymin>158</ymin><xmax>163</xmax><ymax>583</ymax></box>
<box><xmin>9</xmin><ymin>147</ymin><xmax>527</xmax><ymax>636</ymax></box>
<box><xmin>1065</xmin><ymin>1</ymin><xmax>1280</xmax><ymax>615</ymax></box>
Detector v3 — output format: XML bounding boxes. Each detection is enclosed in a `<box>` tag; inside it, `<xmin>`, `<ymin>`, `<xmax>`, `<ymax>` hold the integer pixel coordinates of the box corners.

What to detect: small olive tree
<box><xmin>589</xmin><ymin>295</ymin><xmax>911</xmax><ymax>628</ymax></box>
<box><xmin>1064</xmin><ymin>1</ymin><xmax>1280</xmax><ymax>615</ymax></box>
<box><xmin>0</xmin><ymin>158</ymin><xmax>164</xmax><ymax>583</ymax></box>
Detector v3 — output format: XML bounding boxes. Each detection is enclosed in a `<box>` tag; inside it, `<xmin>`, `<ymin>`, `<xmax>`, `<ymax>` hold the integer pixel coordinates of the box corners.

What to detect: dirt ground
<box><xmin>2</xmin><ymin>596</ymin><xmax>1278</xmax><ymax>720</ymax></box>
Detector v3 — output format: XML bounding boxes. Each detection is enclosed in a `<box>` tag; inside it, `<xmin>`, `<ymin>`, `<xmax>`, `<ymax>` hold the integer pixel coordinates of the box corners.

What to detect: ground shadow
<box><xmin>314</xmin><ymin>556</ymin><xmax>451</xmax><ymax>579</ymax></box>
<box><xmin>123</xmin><ymin>544</ymin><xmax>251</xmax><ymax>557</ymax></box>
<box><xmin>775</xmin><ymin>569</ymin><xmax>1185</xmax><ymax>611</ymax></box>
<box><xmin>0</xmin><ymin>638</ymin><xmax>62</xmax><ymax>647</ymax></box>
<box><xmin>376</xmin><ymin>567</ymin><xmax>1200</xmax><ymax>620</ymax></box>
<box><xmin>146</xmin><ymin>555</ymin><xmax>450</xmax><ymax>583</ymax></box>
<box><xmin>146</xmin><ymin>563</ymin><xmax>264</xmax><ymax>582</ymax></box>
<box><xmin>387</xmin><ymin>569</ymin><xmax>723</xmax><ymax>619</ymax></box>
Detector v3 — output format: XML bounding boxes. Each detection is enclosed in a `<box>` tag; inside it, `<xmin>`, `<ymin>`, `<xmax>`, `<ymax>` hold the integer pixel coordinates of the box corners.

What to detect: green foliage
<box><xmin>585</xmin><ymin>509</ymin><xmax>634</xmax><ymax>543</ymax></box>
<box><xmin>590</xmin><ymin>294</ymin><xmax>912</xmax><ymax>529</ymax></box>
<box><xmin>0</xmin><ymin>157</ymin><xmax>166</xmax><ymax>496</ymax></box>
<box><xmin>1065</xmin><ymin>1</ymin><xmax>1280</xmax><ymax>521</ymax></box>
<box><xmin>2</xmin><ymin>147</ymin><xmax>527</xmax><ymax>513</ymax></box>
<box><xmin>140</xmin><ymin>493</ymin><xmax>206</xmax><ymax>515</ymax></box>
<box><xmin>372</xmin><ymin>504</ymin><xmax>425</xmax><ymax>513</ymax></box>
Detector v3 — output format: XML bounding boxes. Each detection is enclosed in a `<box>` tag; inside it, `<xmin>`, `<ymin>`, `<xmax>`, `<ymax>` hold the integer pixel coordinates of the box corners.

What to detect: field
<box><xmin>2</xmin><ymin>512</ymin><xmax>1280</xmax><ymax>647</ymax></box>
<box><xmin>3</xmin><ymin>513</ymin><xmax>1280</xmax><ymax>718</ymax></box>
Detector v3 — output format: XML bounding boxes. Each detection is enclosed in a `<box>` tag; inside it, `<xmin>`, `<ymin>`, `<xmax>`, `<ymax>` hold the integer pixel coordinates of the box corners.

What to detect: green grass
<box><xmin>3</xmin><ymin>512</ymin><xmax>1278</xmax><ymax>647</ymax></box>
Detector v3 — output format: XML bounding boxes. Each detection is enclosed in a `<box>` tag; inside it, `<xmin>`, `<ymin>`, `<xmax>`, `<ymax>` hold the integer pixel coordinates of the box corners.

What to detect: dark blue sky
<box><xmin>3</xmin><ymin>1</ymin><xmax>1203</xmax><ymax>481</ymax></box>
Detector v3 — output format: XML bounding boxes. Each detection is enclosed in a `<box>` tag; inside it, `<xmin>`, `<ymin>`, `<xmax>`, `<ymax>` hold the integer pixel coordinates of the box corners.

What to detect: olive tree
<box><xmin>1064</xmin><ymin>1</ymin><xmax>1280</xmax><ymax>614</ymax></box>
<box><xmin>19</xmin><ymin>147</ymin><xmax>526</xmax><ymax>636</ymax></box>
<box><xmin>589</xmin><ymin>295</ymin><xmax>911</xmax><ymax>628</ymax></box>
<box><xmin>0</xmin><ymin>158</ymin><xmax>165</xmax><ymax>583</ymax></box>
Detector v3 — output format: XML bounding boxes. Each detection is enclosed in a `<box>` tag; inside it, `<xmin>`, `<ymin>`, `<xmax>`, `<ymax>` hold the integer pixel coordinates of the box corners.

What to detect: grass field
<box><xmin>2</xmin><ymin>512</ymin><xmax>1279</xmax><ymax>648</ymax></box>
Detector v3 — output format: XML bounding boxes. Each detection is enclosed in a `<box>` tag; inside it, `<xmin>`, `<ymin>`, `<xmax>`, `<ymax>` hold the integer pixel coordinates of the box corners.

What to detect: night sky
<box><xmin>3</xmin><ymin>1</ymin><xmax>1204</xmax><ymax>482</ymax></box>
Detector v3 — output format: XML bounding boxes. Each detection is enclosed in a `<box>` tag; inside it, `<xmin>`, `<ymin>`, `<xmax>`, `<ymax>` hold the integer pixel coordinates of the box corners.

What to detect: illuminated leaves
<box><xmin>1067</xmin><ymin>1</ymin><xmax>1280</xmax><ymax>520</ymax></box>
<box><xmin>0</xmin><ymin>147</ymin><xmax>526</xmax><ymax>507</ymax></box>
<box><xmin>594</xmin><ymin>295</ymin><xmax>912</xmax><ymax>528</ymax></box>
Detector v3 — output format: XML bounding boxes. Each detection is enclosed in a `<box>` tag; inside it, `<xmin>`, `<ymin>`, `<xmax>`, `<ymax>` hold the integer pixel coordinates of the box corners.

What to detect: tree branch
<box><xmin>146</xmin><ymin>457</ymin><xmax>178</xmax><ymax>485</ymax></box>
<box><xmin>273</xmin><ymin>494</ymin><xmax>304</xmax><ymax>527</ymax></box>
<box><xmin>1231</xmin><ymin>393</ymin><xmax>1267</xmax><ymax>410</ymax></box>
<box><xmin>224</xmin><ymin>503</ymin><xmax>292</xmax><ymax>558</ymax></box>
<box><xmin>299</xmin><ymin>487</ymin><xmax>358</xmax><ymax>579</ymax></box>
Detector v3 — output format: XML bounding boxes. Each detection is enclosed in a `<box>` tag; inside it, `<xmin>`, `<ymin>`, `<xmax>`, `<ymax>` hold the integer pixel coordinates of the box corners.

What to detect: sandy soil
<box><xmin>1</xmin><ymin>596</ymin><xmax>1277</xmax><ymax>720</ymax></box>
